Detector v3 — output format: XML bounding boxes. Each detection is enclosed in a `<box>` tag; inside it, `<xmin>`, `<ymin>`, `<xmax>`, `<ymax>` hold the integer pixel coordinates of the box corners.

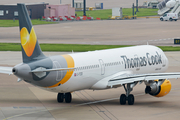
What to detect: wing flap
<box><xmin>108</xmin><ymin>72</ymin><xmax>180</xmax><ymax>87</ymax></box>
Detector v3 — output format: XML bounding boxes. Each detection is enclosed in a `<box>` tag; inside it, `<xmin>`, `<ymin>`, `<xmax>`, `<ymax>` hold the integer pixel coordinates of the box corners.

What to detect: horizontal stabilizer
<box><xmin>31</xmin><ymin>67</ymin><xmax>75</xmax><ymax>73</ymax></box>
<box><xmin>0</xmin><ymin>66</ymin><xmax>13</xmax><ymax>75</ymax></box>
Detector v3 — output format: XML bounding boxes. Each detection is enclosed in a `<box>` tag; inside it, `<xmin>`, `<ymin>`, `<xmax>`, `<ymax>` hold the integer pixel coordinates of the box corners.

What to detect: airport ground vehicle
<box><xmin>160</xmin><ymin>13</ymin><xmax>178</xmax><ymax>21</ymax></box>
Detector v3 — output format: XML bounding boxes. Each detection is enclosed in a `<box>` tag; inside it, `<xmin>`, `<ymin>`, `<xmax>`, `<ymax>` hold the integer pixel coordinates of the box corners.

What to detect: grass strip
<box><xmin>0</xmin><ymin>8</ymin><xmax>158</xmax><ymax>27</ymax></box>
<box><xmin>0</xmin><ymin>43</ymin><xmax>179</xmax><ymax>52</ymax></box>
<box><xmin>0</xmin><ymin>19</ymin><xmax>55</xmax><ymax>27</ymax></box>
<box><xmin>75</xmin><ymin>8</ymin><xmax>158</xmax><ymax>20</ymax></box>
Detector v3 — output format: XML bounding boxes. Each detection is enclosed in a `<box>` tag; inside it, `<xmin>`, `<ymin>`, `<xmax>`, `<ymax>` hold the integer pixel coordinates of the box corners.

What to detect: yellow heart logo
<box><xmin>20</xmin><ymin>27</ymin><xmax>37</xmax><ymax>57</ymax></box>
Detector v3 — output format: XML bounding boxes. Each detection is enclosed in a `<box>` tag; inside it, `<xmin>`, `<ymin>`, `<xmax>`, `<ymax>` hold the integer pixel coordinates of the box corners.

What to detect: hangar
<box><xmin>0</xmin><ymin>2</ymin><xmax>48</xmax><ymax>19</ymax></box>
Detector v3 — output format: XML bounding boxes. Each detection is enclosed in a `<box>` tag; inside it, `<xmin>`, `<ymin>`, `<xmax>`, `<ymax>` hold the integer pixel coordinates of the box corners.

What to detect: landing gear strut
<box><xmin>57</xmin><ymin>92</ymin><xmax>72</xmax><ymax>103</ymax></box>
<box><xmin>120</xmin><ymin>83</ymin><xmax>137</xmax><ymax>105</ymax></box>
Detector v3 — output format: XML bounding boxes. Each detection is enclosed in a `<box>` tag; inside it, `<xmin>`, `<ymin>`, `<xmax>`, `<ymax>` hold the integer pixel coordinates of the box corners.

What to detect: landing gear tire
<box><xmin>120</xmin><ymin>94</ymin><xmax>126</xmax><ymax>105</ymax></box>
<box><xmin>120</xmin><ymin>83</ymin><xmax>137</xmax><ymax>105</ymax></box>
<box><xmin>65</xmin><ymin>92</ymin><xmax>72</xmax><ymax>103</ymax></box>
<box><xmin>145</xmin><ymin>86</ymin><xmax>151</xmax><ymax>94</ymax></box>
<box><xmin>57</xmin><ymin>93</ymin><xmax>64</xmax><ymax>103</ymax></box>
<box><xmin>128</xmin><ymin>94</ymin><xmax>134</xmax><ymax>105</ymax></box>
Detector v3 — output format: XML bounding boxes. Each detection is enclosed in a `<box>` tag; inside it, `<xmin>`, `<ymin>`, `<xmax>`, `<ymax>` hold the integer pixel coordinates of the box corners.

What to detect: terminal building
<box><xmin>0</xmin><ymin>3</ymin><xmax>48</xmax><ymax>19</ymax></box>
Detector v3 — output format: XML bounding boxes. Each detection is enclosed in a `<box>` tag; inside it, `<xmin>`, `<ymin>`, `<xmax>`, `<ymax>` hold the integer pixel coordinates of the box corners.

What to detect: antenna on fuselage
<box><xmin>147</xmin><ymin>41</ymin><xmax>149</xmax><ymax>45</ymax></box>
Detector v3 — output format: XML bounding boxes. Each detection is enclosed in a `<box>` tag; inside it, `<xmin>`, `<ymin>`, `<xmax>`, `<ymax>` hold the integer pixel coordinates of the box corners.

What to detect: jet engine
<box><xmin>145</xmin><ymin>79</ymin><xmax>171</xmax><ymax>97</ymax></box>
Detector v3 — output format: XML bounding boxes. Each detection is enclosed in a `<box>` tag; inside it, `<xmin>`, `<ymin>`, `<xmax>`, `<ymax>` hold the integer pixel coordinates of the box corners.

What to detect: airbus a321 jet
<box><xmin>0</xmin><ymin>3</ymin><xmax>180</xmax><ymax>105</ymax></box>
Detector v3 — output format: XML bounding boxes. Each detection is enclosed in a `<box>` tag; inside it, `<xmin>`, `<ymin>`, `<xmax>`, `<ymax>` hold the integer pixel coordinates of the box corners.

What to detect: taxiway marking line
<box><xmin>3</xmin><ymin>88</ymin><xmax>180</xmax><ymax>120</ymax></box>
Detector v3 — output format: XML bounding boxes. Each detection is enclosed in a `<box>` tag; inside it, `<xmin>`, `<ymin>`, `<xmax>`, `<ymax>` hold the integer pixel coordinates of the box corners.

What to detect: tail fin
<box><xmin>17</xmin><ymin>3</ymin><xmax>46</xmax><ymax>63</ymax></box>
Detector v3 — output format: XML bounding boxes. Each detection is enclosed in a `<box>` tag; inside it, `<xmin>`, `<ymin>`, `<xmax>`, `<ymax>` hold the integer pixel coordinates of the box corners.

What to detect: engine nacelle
<box><xmin>145</xmin><ymin>79</ymin><xmax>171</xmax><ymax>97</ymax></box>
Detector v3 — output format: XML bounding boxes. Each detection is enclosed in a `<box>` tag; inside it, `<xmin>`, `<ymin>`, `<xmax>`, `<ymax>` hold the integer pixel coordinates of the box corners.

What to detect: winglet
<box><xmin>17</xmin><ymin>3</ymin><xmax>46</xmax><ymax>63</ymax></box>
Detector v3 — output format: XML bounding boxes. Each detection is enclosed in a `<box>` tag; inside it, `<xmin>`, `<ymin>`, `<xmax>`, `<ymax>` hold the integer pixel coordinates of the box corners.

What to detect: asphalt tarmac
<box><xmin>0</xmin><ymin>15</ymin><xmax>180</xmax><ymax>120</ymax></box>
<box><xmin>0</xmin><ymin>18</ymin><xmax>180</xmax><ymax>46</ymax></box>
<box><xmin>0</xmin><ymin>51</ymin><xmax>180</xmax><ymax>120</ymax></box>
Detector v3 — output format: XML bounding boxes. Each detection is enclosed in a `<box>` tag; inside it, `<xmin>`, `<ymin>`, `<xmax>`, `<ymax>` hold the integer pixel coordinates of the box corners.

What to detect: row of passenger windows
<box><xmin>74</xmin><ymin>61</ymin><xmax>123</xmax><ymax>71</ymax></box>
<box><xmin>104</xmin><ymin>61</ymin><xmax>122</xmax><ymax>67</ymax></box>
<box><xmin>74</xmin><ymin>64</ymin><xmax>99</xmax><ymax>71</ymax></box>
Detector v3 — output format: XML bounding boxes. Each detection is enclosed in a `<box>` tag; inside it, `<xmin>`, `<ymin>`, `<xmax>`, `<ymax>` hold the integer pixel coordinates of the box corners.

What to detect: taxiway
<box><xmin>0</xmin><ymin>51</ymin><xmax>180</xmax><ymax>120</ymax></box>
<box><xmin>0</xmin><ymin>13</ymin><xmax>180</xmax><ymax>120</ymax></box>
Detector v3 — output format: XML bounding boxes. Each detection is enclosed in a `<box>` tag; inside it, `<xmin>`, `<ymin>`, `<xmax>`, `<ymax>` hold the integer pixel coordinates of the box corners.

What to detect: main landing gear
<box><xmin>120</xmin><ymin>83</ymin><xmax>137</xmax><ymax>105</ymax></box>
<box><xmin>57</xmin><ymin>92</ymin><xmax>72</xmax><ymax>103</ymax></box>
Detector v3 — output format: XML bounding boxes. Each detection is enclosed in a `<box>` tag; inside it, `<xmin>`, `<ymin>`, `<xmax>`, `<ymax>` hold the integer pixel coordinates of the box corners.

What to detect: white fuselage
<box><xmin>44</xmin><ymin>45</ymin><xmax>168</xmax><ymax>93</ymax></box>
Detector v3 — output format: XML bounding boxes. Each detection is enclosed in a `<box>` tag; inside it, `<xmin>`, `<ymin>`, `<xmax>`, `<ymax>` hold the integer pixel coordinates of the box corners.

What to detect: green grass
<box><xmin>0</xmin><ymin>43</ymin><xmax>180</xmax><ymax>52</ymax></box>
<box><xmin>0</xmin><ymin>43</ymin><xmax>130</xmax><ymax>52</ymax></box>
<box><xmin>0</xmin><ymin>8</ymin><xmax>158</xmax><ymax>27</ymax></box>
<box><xmin>76</xmin><ymin>9</ymin><xmax>112</xmax><ymax>19</ymax></box>
<box><xmin>123</xmin><ymin>8</ymin><xmax>158</xmax><ymax>17</ymax></box>
<box><xmin>76</xmin><ymin>8</ymin><xmax>158</xmax><ymax>19</ymax></box>
<box><xmin>40</xmin><ymin>44</ymin><xmax>131</xmax><ymax>52</ymax></box>
<box><xmin>158</xmin><ymin>46</ymin><xmax>180</xmax><ymax>51</ymax></box>
<box><xmin>0</xmin><ymin>19</ymin><xmax>55</xmax><ymax>27</ymax></box>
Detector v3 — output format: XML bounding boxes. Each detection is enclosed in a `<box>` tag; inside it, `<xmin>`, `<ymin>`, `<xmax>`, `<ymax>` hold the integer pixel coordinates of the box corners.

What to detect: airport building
<box><xmin>44</xmin><ymin>4</ymin><xmax>75</xmax><ymax>18</ymax></box>
<box><xmin>0</xmin><ymin>3</ymin><xmax>48</xmax><ymax>19</ymax></box>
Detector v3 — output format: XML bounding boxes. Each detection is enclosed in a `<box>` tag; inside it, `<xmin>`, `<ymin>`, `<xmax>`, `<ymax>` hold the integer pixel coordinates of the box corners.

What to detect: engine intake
<box><xmin>145</xmin><ymin>79</ymin><xmax>171</xmax><ymax>97</ymax></box>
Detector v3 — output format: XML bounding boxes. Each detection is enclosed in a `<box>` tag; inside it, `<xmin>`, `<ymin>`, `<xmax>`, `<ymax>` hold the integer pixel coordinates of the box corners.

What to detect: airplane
<box><xmin>0</xmin><ymin>3</ymin><xmax>180</xmax><ymax>105</ymax></box>
<box><xmin>166</xmin><ymin>0</ymin><xmax>177</xmax><ymax>8</ymax></box>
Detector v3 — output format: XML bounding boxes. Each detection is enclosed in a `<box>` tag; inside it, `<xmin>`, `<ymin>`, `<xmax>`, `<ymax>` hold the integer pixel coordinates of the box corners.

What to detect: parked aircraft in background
<box><xmin>158</xmin><ymin>0</ymin><xmax>180</xmax><ymax>15</ymax></box>
<box><xmin>0</xmin><ymin>3</ymin><xmax>180</xmax><ymax>105</ymax></box>
<box><xmin>166</xmin><ymin>0</ymin><xmax>177</xmax><ymax>8</ymax></box>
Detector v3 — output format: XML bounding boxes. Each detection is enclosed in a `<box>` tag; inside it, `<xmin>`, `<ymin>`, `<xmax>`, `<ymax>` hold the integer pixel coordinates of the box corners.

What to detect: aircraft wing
<box><xmin>108</xmin><ymin>72</ymin><xmax>180</xmax><ymax>87</ymax></box>
<box><xmin>0</xmin><ymin>66</ymin><xmax>13</xmax><ymax>75</ymax></box>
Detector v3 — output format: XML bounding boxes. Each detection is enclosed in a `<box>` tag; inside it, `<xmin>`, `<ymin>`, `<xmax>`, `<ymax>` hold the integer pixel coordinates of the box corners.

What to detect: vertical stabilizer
<box><xmin>17</xmin><ymin>3</ymin><xmax>46</xmax><ymax>63</ymax></box>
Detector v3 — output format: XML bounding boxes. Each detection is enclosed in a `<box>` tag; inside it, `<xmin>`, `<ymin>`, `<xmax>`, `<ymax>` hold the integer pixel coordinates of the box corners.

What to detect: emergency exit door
<box><xmin>99</xmin><ymin>59</ymin><xmax>105</xmax><ymax>75</ymax></box>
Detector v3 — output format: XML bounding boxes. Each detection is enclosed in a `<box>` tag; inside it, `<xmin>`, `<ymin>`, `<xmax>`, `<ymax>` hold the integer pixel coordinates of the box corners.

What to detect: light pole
<box><xmin>72</xmin><ymin>0</ymin><xmax>74</xmax><ymax>8</ymax></box>
<box><xmin>132</xmin><ymin>3</ymin><xmax>135</xmax><ymax>19</ymax></box>
<box><xmin>83</xmin><ymin>0</ymin><xmax>86</xmax><ymax>16</ymax></box>
<box><xmin>136</xmin><ymin>0</ymin><xmax>139</xmax><ymax>12</ymax></box>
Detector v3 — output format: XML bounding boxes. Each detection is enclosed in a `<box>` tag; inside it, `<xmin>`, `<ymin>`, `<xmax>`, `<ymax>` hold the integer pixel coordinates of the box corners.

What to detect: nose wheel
<box><xmin>57</xmin><ymin>92</ymin><xmax>72</xmax><ymax>103</ymax></box>
<box><xmin>120</xmin><ymin>83</ymin><xmax>136</xmax><ymax>105</ymax></box>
